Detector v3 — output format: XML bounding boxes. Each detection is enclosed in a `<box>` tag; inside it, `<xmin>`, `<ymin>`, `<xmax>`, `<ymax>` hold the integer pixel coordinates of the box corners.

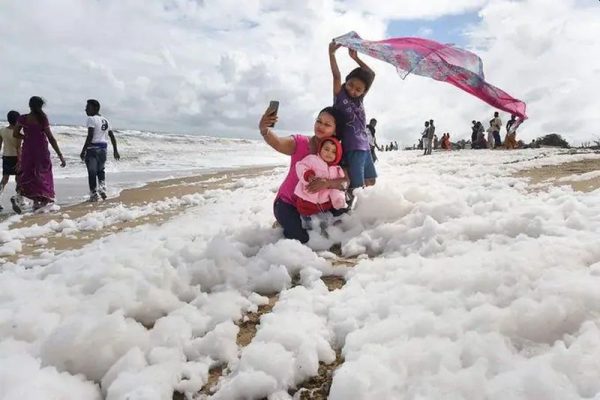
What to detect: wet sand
<box><xmin>2</xmin><ymin>166</ymin><xmax>274</xmax><ymax>264</ymax></box>
<box><xmin>514</xmin><ymin>157</ymin><xmax>600</xmax><ymax>192</ymax></box>
<box><xmin>4</xmin><ymin>156</ymin><xmax>599</xmax><ymax>265</ymax></box>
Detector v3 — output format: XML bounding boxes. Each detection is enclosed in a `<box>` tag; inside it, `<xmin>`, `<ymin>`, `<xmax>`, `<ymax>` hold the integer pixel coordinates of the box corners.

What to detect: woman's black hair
<box><xmin>345</xmin><ymin>67</ymin><xmax>375</xmax><ymax>92</ymax></box>
<box><xmin>318</xmin><ymin>106</ymin><xmax>346</xmax><ymax>138</ymax></box>
<box><xmin>29</xmin><ymin>96</ymin><xmax>47</xmax><ymax>125</ymax></box>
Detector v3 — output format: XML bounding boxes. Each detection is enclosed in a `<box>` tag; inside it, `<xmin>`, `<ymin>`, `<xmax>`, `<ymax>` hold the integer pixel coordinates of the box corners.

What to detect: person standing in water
<box><xmin>0</xmin><ymin>111</ymin><xmax>22</xmax><ymax>211</ymax></box>
<box><xmin>12</xmin><ymin>96</ymin><xmax>66</xmax><ymax>213</ymax></box>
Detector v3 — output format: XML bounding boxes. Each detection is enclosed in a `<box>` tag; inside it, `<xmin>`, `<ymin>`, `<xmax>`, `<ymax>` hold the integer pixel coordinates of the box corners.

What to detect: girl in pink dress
<box><xmin>294</xmin><ymin>137</ymin><xmax>346</xmax><ymax>216</ymax></box>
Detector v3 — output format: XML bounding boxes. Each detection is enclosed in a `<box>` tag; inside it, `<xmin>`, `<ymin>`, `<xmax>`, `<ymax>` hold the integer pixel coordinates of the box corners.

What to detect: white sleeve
<box><xmin>86</xmin><ymin>117</ymin><xmax>95</xmax><ymax>128</ymax></box>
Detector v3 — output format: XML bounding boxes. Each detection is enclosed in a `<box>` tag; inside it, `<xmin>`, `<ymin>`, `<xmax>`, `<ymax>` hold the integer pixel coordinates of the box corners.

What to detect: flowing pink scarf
<box><xmin>334</xmin><ymin>32</ymin><xmax>527</xmax><ymax>130</ymax></box>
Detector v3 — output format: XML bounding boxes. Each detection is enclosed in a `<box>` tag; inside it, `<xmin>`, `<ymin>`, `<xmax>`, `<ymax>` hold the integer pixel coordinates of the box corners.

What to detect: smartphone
<box><xmin>268</xmin><ymin>100</ymin><xmax>279</xmax><ymax>127</ymax></box>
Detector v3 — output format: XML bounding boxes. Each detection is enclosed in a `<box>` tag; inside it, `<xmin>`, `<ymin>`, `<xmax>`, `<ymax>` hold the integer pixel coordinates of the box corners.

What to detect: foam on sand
<box><xmin>1</xmin><ymin>148</ymin><xmax>600</xmax><ymax>399</ymax></box>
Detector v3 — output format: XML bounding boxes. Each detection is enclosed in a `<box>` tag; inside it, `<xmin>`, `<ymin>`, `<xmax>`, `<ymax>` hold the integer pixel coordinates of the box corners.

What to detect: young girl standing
<box><xmin>329</xmin><ymin>40</ymin><xmax>377</xmax><ymax>196</ymax></box>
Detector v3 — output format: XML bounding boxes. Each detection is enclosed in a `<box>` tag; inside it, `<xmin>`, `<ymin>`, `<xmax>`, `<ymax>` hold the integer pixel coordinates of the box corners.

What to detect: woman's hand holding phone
<box><xmin>259</xmin><ymin>107</ymin><xmax>278</xmax><ymax>136</ymax></box>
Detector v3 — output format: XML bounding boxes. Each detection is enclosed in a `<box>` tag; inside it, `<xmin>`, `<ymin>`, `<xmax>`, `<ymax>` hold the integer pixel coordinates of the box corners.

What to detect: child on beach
<box><xmin>294</xmin><ymin>137</ymin><xmax>346</xmax><ymax>216</ymax></box>
<box><xmin>329</xmin><ymin>40</ymin><xmax>376</xmax><ymax>200</ymax></box>
<box><xmin>80</xmin><ymin>99</ymin><xmax>120</xmax><ymax>202</ymax></box>
<box><xmin>0</xmin><ymin>111</ymin><xmax>22</xmax><ymax>211</ymax></box>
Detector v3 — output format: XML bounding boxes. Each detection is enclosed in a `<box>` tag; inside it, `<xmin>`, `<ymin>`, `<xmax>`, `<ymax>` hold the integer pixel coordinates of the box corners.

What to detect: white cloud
<box><xmin>336</xmin><ymin>0</ymin><xmax>488</xmax><ymax>19</ymax></box>
<box><xmin>417</xmin><ymin>27</ymin><xmax>434</xmax><ymax>37</ymax></box>
<box><xmin>0</xmin><ymin>0</ymin><xmax>598</xmax><ymax>145</ymax></box>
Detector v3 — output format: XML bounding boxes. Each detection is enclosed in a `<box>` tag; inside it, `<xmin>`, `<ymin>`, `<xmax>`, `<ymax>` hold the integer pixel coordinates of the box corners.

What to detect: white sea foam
<box><xmin>1</xmin><ymin>148</ymin><xmax>600</xmax><ymax>399</ymax></box>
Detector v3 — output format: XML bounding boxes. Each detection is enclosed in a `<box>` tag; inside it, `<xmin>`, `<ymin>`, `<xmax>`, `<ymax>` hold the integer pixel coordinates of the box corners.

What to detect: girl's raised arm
<box><xmin>349</xmin><ymin>49</ymin><xmax>375</xmax><ymax>78</ymax></box>
<box><xmin>329</xmin><ymin>41</ymin><xmax>342</xmax><ymax>97</ymax></box>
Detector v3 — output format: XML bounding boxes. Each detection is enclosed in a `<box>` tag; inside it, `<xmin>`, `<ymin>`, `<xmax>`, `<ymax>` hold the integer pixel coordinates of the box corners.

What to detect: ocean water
<box><xmin>0</xmin><ymin>124</ymin><xmax>286</xmax><ymax>210</ymax></box>
<box><xmin>51</xmin><ymin>125</ymin><xmax>286</xmax><ymax>178</ymax></box>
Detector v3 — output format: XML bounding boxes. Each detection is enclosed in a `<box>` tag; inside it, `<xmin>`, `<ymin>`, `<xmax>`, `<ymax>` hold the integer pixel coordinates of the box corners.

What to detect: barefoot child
<box><xmin>80</xmin><ymin>99</ymin><xmax>120</xmax><ymax>202</ymax></box>
<box><xmin>294</xmin><ymin>137</ymin><xmax>347</xmax><ymax>216</ymax></box>
<box><xmin>0</xmin><ymin>111</ymin><xmax>22</xmax><ymax>211</ymax></box>
<box><xmin>329</xmin><ymin>40</ymin><xmax>377</xmax><ymax>200</ymax></box>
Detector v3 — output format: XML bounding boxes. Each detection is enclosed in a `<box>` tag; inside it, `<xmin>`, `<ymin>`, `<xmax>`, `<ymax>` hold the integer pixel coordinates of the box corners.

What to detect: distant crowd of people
<box><xmin>0</xmin><ymin>96</ymin><xmax>120</xmax><ymax>213</ymax></box>
<box><xmin>414</xmin><ymin>111</ymin><xmax>521</xmax><ymax>154</ymax></box>
<box><xmin>471</xmin><ymin>112</ymin><xmax>519</xmax><ymax>150</ymax></box>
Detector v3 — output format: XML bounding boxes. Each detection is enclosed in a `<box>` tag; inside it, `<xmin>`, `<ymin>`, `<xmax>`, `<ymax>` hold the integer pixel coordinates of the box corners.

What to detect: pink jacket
<box><xmin>294</xmin><ymin>154</ymin><xmax>347</xmax><ymax>209</ymax></box>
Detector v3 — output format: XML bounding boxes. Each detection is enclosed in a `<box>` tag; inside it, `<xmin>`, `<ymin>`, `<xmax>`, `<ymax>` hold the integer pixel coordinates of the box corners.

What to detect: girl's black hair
<box><xmin>345</xmin><ymin>67</ymin><xmax>375</xmax><ymax>92</ymax></box>
<box><xmin>7</xmin><ymin>110</ymin><xmax>20</xmax><ymax>125</ymax></box>
<box><xmin>318</xmin><ymin>106</ymin><xmax>346</xmax><ymax>138</ymax></box>
<box><xmin>29</xmin><ymin>96</ymin><xmax>47</xmax><ymax>125</ymax></box>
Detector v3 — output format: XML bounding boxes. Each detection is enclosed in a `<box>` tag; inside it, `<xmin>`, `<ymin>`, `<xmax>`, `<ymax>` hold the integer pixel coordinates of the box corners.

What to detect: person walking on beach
<box><xmin>11</xmin><ymin>96</ymin><xmax>66</xmax><ymax>213</ymax></box>
<box><xmin>491</xmin><ymin>111</ymin><xmax>502</xmax><ymax>148</ymax></box>
<box><xmin>366</xmin><ymin>118</ymin><xmax>380</xmax><ymax>162</ymax></box>
<box><xmin>0</xmin><ymin>111</ymin><xmax>22</xmax><ymax>211</ymax></box>
<box><xmin>260</xmin><ymin>105</ymin><xmax>348</xmax><ymax>244</ymax></box>
<box><xmin>80</xmin><ymin>99</ymin><xmax>120</xmax><ymax>202</ymax></box>
<box><xmin>329</xmin><ymin>40</ymin><xmax>377</xmax><ymax>197</ymax></box>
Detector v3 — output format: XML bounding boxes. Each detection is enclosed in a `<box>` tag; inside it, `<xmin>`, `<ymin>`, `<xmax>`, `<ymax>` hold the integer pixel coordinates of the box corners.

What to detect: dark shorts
<box><xmin>2</xmin><ymin>156</ymin><xmax>18</xmax><ymax>176</ymax></box>
<box><xmin>343</xmin><ymin>150</ymin><xmax>377</xmax><ymax>188</ymax></box>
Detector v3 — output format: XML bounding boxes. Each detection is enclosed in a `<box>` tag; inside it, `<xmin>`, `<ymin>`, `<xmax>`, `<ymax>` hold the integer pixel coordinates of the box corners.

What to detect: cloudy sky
<box><xmin>1</xmin><ymin>0</ymin><xmax>598</xmax><ymax>145</ymax></box>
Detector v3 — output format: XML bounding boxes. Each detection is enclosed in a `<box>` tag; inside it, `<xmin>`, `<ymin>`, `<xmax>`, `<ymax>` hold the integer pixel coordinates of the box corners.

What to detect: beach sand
<box><xmin>4</xmin><ymin>155</ymin><xmax>599</xmax><ymax>264</ymax></box>
<box><xmin>3</xmin><ymin>166</ymin><xmax>274</xmax><ymax>263</ymax></box>
<box><xmin>514</xmin><ymin>156</ymin><xmax>600</xmax><ymax>192</ymax></box>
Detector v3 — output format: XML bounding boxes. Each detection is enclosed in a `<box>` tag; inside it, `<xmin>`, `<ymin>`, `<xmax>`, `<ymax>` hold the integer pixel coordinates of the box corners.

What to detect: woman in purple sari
<box><xmin>12</xmin><ymin>96</ymin><xmax>66</xmax><ymax>213</ymax></box>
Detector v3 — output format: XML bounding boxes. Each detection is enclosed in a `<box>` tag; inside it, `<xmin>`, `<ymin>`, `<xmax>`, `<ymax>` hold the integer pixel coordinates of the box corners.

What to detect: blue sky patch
<box><xmin>387</xmin><ymin>12</ymin><xmax>481</xmax><ymax>47</ymax></box>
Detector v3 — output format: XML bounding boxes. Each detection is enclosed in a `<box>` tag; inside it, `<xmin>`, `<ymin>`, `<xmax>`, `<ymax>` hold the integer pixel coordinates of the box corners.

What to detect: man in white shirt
<box><xmin>80</xmin><ymin>99</ymin><xmax>120</xmax><ymax>202</ymax></box>
<box><xmin>0</xmin><ymin>110</ymin><xmax>23</xmax><ymax>211</ymax></box>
